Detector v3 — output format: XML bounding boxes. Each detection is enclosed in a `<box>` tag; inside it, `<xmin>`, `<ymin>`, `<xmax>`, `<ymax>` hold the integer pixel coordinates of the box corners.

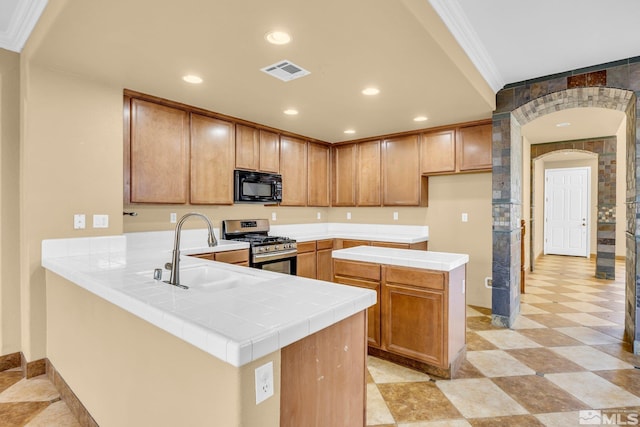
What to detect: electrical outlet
<box><xmin>255</xmin><ymin>361</ymin><xmax>274</xmax><ymax>404</ymax></box>
<box><xmin>73</xmin><ymin>214</ymin><xmax>85</xmax><ymax>230</ymax></box>
<box><xmin>170</xmin><ymin>213</ymin><xmax>177</xmax><ymax>223</ymax></box>
<box><xmin>347</xmin><ymin>212</ymin><xmax>351</xmax><ymax>220</ymax></box>
<box><xmin>393</xmin><ymin>211</ymin><xmax>399</xmax><ymax>221</ymax></box>
<box><xmin>271</xmin><ymin>212</ymin><xmax>277</xmax><ymax>221</ymax></box>
<box><xmin>317</xmin><ymin>212</ymin><xmax>321</xmax><ymax>220</ymax></box>
<box><xmin>462</xmin><ymin>213</ymin><xmax>468</xmax><ymax>222</ymax></box>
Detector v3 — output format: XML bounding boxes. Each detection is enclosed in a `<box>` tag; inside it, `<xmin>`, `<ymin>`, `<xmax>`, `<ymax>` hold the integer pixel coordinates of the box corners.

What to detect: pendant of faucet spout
<box><xmin>168</xmin><ymin>213</ymin><xmax>218</xmax><ymax>287</ymax></box>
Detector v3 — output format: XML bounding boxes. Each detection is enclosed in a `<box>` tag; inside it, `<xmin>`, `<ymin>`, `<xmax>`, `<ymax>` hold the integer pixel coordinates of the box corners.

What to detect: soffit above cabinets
<box><xmin>6</xmin><ymin>0</ymin><xmax>640</xmax><ymax>143</ymax></box>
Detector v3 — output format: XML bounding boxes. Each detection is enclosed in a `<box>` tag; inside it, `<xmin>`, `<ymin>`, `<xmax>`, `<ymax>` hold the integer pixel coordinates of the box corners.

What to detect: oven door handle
<box><xmin>253</xmin><ymin>249</ymin><xmax>298</xmax><ymax>263</ymax></box>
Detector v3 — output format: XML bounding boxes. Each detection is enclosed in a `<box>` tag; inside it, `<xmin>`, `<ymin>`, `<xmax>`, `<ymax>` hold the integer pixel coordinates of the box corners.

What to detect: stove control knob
<box><xmin>274</xmin><ymin>245</ymin><xmax>279</xmax><ymax>251</ymax></box>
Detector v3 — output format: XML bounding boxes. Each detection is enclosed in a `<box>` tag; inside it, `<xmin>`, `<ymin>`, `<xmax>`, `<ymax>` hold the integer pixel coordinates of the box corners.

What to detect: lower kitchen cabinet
<box><xmin>332</xmin><ymin>259</ymin><xmax>466</xmax><ymax>377</ymax></box>
<box><xmin>296</xmin><ymin>241</ymin><xmax>317</xmax><ymax>279</ymax></box>
<box><xmin>333</xmin><ymin>260</ymin><xmax>382</xmax><ymax>348</ymax></box>
<box><xmin>190</xmin><ymin>249</ymin><xmax>249</xmax><ymax>266</ymax></box>
<box><xmin>335</xmin><ymin>239</ymin><xmax>428</xmax><ymax>250</ymax></box>
<box><xmin>315</xmin><ymin>239</ymin><xmax>334</xmax><ymax>282</ymax></box>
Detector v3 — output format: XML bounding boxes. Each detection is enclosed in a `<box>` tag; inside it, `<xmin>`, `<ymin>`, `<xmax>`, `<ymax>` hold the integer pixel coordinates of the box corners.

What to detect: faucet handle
<box><xmin>164</xmin><ymin>262</ymin><xmax>172</xmax><ymax>270</ymax></box>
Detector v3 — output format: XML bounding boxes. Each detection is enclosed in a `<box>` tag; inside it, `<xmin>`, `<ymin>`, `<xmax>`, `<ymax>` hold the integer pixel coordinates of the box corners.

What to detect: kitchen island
<box><xmin>41</xmin><ymin>232</ymin><xmax>375</xmax><ymax>427</ymax></box>
<box><xmin>332</xmin><ymin>245</ymin><xmax>468</xmax><ymax>378</ymax></box>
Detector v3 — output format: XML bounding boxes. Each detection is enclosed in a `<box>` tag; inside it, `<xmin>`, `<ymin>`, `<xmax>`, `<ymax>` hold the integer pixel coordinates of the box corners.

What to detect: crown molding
<box><xmin>428</xmin><ymin>0</ymin><xmax>504</xmax><ymax>93</ymax></box>
<box><xmin>0</xmin><ymin>0</ymin><xmax>47</xmax><ymax>52</ymax></box>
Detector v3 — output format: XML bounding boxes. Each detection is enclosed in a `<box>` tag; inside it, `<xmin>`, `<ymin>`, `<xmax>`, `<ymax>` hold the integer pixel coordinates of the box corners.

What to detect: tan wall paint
<box><xmin>124</xmin><ymin>205</ymin><xmax>330</xmax><ymax>232</ymax></box>
<box><xmin>46</xmin><ymin>271</ymin><xmax>281</xmax><ymax>426</ymax></box>
<box><xmin>19</xmin><ymin>63</ymin><xmax>124</xmax><ymax>360</ymax></box>
<box><xmin>0</xmin><ymin>49</ymin><xmax>21</xmax><ymax>355</ymax></box>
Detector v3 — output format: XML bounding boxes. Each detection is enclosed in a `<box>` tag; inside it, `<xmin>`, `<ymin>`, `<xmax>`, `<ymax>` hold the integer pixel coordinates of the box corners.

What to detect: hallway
<box><xmin>366</xmin><ymin>255</ymin><xmax>639</xmax><ymax>426</ymax></box>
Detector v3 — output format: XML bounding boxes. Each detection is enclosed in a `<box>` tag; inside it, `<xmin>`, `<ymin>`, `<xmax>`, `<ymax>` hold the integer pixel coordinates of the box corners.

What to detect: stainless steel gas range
<box><xmin>221</xmin><ymin>219</ymin><xmax>297</xmax><ymax>275</ymax></box>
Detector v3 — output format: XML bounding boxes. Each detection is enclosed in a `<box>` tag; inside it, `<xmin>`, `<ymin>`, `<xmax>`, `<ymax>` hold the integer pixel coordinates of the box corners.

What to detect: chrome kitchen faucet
<box><xmin>165</xmin><ymin>212</ymin><xmax>217</xmax><ymax>289</ymax></box>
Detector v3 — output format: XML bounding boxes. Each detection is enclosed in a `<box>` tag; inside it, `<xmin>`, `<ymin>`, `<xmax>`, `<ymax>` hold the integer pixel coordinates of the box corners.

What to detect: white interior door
<box><xmin>544</xmin><ymin>167</ymin><xmax>590</xmax><ymax>257</ymax></box>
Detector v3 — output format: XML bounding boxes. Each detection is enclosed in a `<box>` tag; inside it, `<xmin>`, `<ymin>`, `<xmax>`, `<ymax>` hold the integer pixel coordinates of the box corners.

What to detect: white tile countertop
<box><xmin>41</xmin><ymin>231</ymin><xmax>376</xmax><ymax>368</ymax></box>
<box><xmin>270</xmin><ymin>222</ymin><xmax>429</xmax><ymax>243</ymax></box>
<box><xmin>332</xmin><ymin>246</ymin><xmax>469</xmax><ymax>271</ymax></box>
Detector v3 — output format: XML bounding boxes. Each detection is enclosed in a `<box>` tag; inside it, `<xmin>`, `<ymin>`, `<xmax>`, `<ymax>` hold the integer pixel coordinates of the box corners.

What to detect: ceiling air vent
<box><xmin>260</xmin><ymin>60</ymin><xmax>311</xmax><ymax>82</ymax></box>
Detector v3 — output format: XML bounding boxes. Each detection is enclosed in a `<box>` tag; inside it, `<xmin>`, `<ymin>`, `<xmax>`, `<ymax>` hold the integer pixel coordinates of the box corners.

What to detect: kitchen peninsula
<box><xmin>42</xmin><ymin>231</ymin><xmax>376</xmax><ymax>427</ymax></box>
<box><xmin>332</xmin><ymin>245</ymin><xmax>468</xmax><ymax>378</ymax></box>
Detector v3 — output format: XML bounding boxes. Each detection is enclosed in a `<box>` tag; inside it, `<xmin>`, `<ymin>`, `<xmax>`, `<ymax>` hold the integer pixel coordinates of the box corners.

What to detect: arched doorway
<box><xmin>491</xmin><ymin>85</ymin><xmax>638</xmax><ymax>353</ymax></box>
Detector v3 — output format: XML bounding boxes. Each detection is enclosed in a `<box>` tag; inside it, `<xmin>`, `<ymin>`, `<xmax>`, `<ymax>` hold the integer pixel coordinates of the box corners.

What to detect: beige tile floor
<box><xmin>1</xmin><ymin>255</ymin><xmax>638</xmax><ymax>426</ymax></box>
<box><xmin>366</xmin><ymin>255</ymin><xmax>640</xmax><ymax>427</ymax></box>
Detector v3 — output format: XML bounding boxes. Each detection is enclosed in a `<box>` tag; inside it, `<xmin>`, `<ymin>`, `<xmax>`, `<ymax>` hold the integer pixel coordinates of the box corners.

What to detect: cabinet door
<box><xmin>297</xmin><ymin>251</ymin><xmax>317</xmax><ymax>279</ymax></box>
<box><xmin>382</xmin><ymin>283</ymin><xmax>445</xmax><ymax>367</ymax></box>
<box><xmin>235</xmin><ymin>124</ymin><xmax>259</xmax><ymax>171</ymax></box>
<box><xmin>333</xmin><ymin>275</ymin><xmax>381</xmax><ymax>348</ymax></box>
<box><xmin>130</xmin><ymin>99</ymin><xmax>189</xmax><ymax>203</ymax></box>
<box><xmin>357</xmin><ymin>140</ymin><xmax>381</xmax><ymax>206</ymax></box>
<box><xmin>280</xmin><ymin>136</ymin><xmax>308</xmax><ymax>206</ymax></box>
<box><xmin>190</xmin><ymin>114</ymin><xmax>235</xmax><ymax>204</ymax></box>
<box><xmin>259</xmin><ymin>130</ymin><xmax>280</xmax><ymax>173</ymax></box>
<box><xmin>214</xmin><ymin>249</ymin><xmax>249</xmax><ymax>264</ymax></box>
<box><xmin>420</xmin><ymin>130</ymin><xmax>455</xmax><ymax>174</ymax></box>
<box><xmin>332</xmin><ymin>144</ymin><xmax>357</xmax><ymax>206</ymax></box>
<box><xmin>316</xmin><ymin>248</ymin><xmax>333</xmax><ymax>282</ymax></box>
<box><xmin>382</xmin><ymin>135</ymin><xmax>422</xmax><ymax>206</ymax></box>
<box><xmin>307</xmin><ymin>142</ymin><xmax>330</xmax><ymax>207</ymax></box>
<box><xmin>458</xmin><ymin>124</ymin><xmax>492</xmax><ymax>171</ymax></box>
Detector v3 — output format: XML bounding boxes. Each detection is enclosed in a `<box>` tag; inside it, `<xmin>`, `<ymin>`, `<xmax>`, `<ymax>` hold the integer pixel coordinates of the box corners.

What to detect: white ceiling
<box><xmin>2</xmin><ymin>0</ymin><xmax>638</xmax><ymax>143</ymax></box>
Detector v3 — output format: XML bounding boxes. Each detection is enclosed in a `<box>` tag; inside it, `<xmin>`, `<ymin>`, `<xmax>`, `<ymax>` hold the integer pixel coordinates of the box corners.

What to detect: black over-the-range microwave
<box><xmin>234</xmin><ymin>170</ymin><xmax>283</xmax><ymax>203</ymax></box>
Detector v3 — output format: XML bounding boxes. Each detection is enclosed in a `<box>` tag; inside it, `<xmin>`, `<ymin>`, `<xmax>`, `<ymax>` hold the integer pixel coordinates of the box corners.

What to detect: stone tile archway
<box><xmin>492</xmin><ymin>83</ymin><xmax>638</xmax><ymax>354</ymax></box>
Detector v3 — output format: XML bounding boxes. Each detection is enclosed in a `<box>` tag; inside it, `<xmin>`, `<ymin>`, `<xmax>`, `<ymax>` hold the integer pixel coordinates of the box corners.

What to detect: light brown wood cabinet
<box><xmin>190</xmin><ymin>249</ymin><xmax>250</xmax><ymax>266</ymax></box>
<box><xmin>335</xmin><ymin>239</ymin><xmax>428</xmax><ymax>251</ymax></box>
<box><xmin>129</xmin><ymin>98</ymin><xmax>190</xmax><ymax>204</ymax></box>
<box><xmin>316</xmin><ymin>239</ymin><xmax>334</xmax><ymax>282</ymax></box>
<box><xmin>235</xmin><ymin>124</ymin><xmax>280</xmax><ymax>173</ymax></box>
<box><xmin>332</xmin><ymin>259</ymin><xmax>466</xmax><ymax>377</ymax></box>
<box><xmin>420</xmin><ymin>130</ymin><xmax>456</xmax><ymax>174</ymax></box>
<box><xmin>332</xmin><ymin>144</ymin><xmax>357</xmax><ymax>206</ymax></box>
<box><xmin>420</xmin><ymin>122</ymin><xmax>492</xmax><ymax>176</ymax></box>
<box><xmin>296</xmin><ymin>241</ymin><xmax>317</xmax><ymax>279</ymax></box>
<box><xmin>190</xmin><ymin>114</ymin><xmax>235</xmax><ymax>204</ymax></box>
<box><xmin>382</xmin><ymin>135</ymin><xmax>428</xmax><ymax>206</ymax></box>
<box><xmin>280</xmin><ymin>136</ymin><xmax>308</xmax><ymax>206</ymax></box>
<box><xmin>357</xmin><ymin>140</ymin><xmax>382</xmax><ymax>206</ymax></box>
<box><xmin>333</xmin><ymin>260</ymin><xmax>382</xmax><ymax>348</ymax></box>
<box><xmin>307</xmin><ymin>143</ymin><xmax>330</xmax><ymax>207</ymax></box>
<box><xmin>458</xmin><ymin>123</ymin><xmax>492</xmax><ymax>171</ymax></box>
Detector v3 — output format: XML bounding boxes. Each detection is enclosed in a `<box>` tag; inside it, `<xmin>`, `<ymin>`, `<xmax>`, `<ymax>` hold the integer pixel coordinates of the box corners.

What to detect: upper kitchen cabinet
<box><xmin>332</xmin><ymin>144</ymin><xmax>357</xmax><ymax>206</ymax></box>
<box><xmin>382</xmin><ymin>135</ymin><xmax>427</xmax><ymax>206</ymax></box>
<box><xmin>457</xmin><ymin>123</ymin><xmax>492</xmax><ymax>172</ymax></box>
<box><xmin>129</xmin><ymin>98</ymin><xmax>190</xmax><ymax>204</ymax></box>
<box><xmin>358</xmin><ymin>140</ymin><xmax>382</xmax><ymax>206</ymax></box>
<box><xmin>190</xmin><ymin>114</ymin><xmax>235</xmax><ymax>204</ymax></box>
<box><xmin>307</xmin><ymin>142</ymin><xmax>330</xmax><ymax>207</ymax></box>
<box><xmin>420</xmin><ymin>121</ymin><xmax>492</xmax><ymax>176</ymax></box>
<box><xmin>235</xmin><ymin>124</ymin><xmax>280</xmax><ymax>173</ymax></box>
<box><xmin>280</xmin><ymin>136</ymin><xmax>308</xmax><ymax>206</ymax></box>
<box><xmin>420</xmin><ymin>130</ymin><xmax>456</xmax><ymax>174</ymax></box>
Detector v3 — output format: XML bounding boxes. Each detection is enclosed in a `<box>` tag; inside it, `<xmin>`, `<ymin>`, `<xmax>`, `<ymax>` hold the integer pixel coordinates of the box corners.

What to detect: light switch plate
<box><xmin>93</xmin><ymin>214</ymin><xmax>109</xmax><ymax>228</ymax></box>
<box><xmin>462</xmin><ymin>213</ymin><xmax>468</xmax><ymax>222</ymax></box>
<box><xmin>347</xmin><ymin>212</ymin><xmax>351</xmax><ymax>220</ymax></box>
<box><xmin>393</xmin><ymin>211</ymin><xmax>399</xmax><ymax>220</ymax></box>
<box><xmin>317</xmin><ymin>212</ymin><xmax>321</xmax><ymax>220</ymax></box>
<box><xmin>170</xmin><ymin>213</ymin><xmax>177</xmax><ymax>223</ymax></box>
<box><xmin>271</xmin><ymin>212</ymin><xmax>277</xmax><ymax>221</ymax></box>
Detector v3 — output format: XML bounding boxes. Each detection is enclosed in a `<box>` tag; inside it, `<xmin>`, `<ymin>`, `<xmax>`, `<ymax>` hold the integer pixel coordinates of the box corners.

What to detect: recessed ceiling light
<box><xmin>265</xmin><ymin>31</ymin><xmax>292</xmax><ymax>45</ymax></box>
<box><xmin>344</xmin><ymin>129</ymin><xmax>356</xmax><ymax>134</ymax></box>
<box><xmin>413</xmin><ymin>116</ymin><xmax>428</xmax><ymax>122</ymax></box>
<box><xmin>556</xmin><ymin>122</ymin><xmax>571</xmax><ymax>127</ymax></box>
<box><xmin>362</xmin><ymin>87</ymin><xmax>380</xmax><ymax>96</ymax></box>
<box><xmin>283</xmin><ymin>109</ymin><xmax>298</xmax><ymax>116</ymax></box>
<box><xmin>182</xmin><ymin>75</ymin><xmax>203</xmax><ymax>84</ymax></box>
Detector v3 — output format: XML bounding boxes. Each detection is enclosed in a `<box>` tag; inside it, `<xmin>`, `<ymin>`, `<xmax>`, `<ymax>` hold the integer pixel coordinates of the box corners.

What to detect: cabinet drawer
<box><xmin>341</xmin><ymin>239</ymin><xmax>370</xmax><ymax>249</ymax></box>
<box><xmin>384</xmin><ymin>266</ymin><xmax>445</xmax><ymax>291</ymax></box>
<box><xmin>334</xmin><ymin>260</ymin><xmax>380</xmax><ymax>281</ymax></box>
<box><xmin>190</xmin><ymin>253</ymin><xmax>214</xmax><ymax>261</ymax></box>
<box><xmin>214</xmin><ymin>249</ymin><xmax>249</xmax><ymax>264</ymax></box>
<box><xmin>297</xmin><ymin>241</ymin><xmax>317</xmax><ymax>254</ymax></box>
<box><xmin>371</xmin><ymin>241</ymin><xmax>409</xmax><ymax>249</ymax></box>
<box><xmin>316</xmin><ymin>239</ymin><xmax>334</xmax><ymax>250</ymax></box>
